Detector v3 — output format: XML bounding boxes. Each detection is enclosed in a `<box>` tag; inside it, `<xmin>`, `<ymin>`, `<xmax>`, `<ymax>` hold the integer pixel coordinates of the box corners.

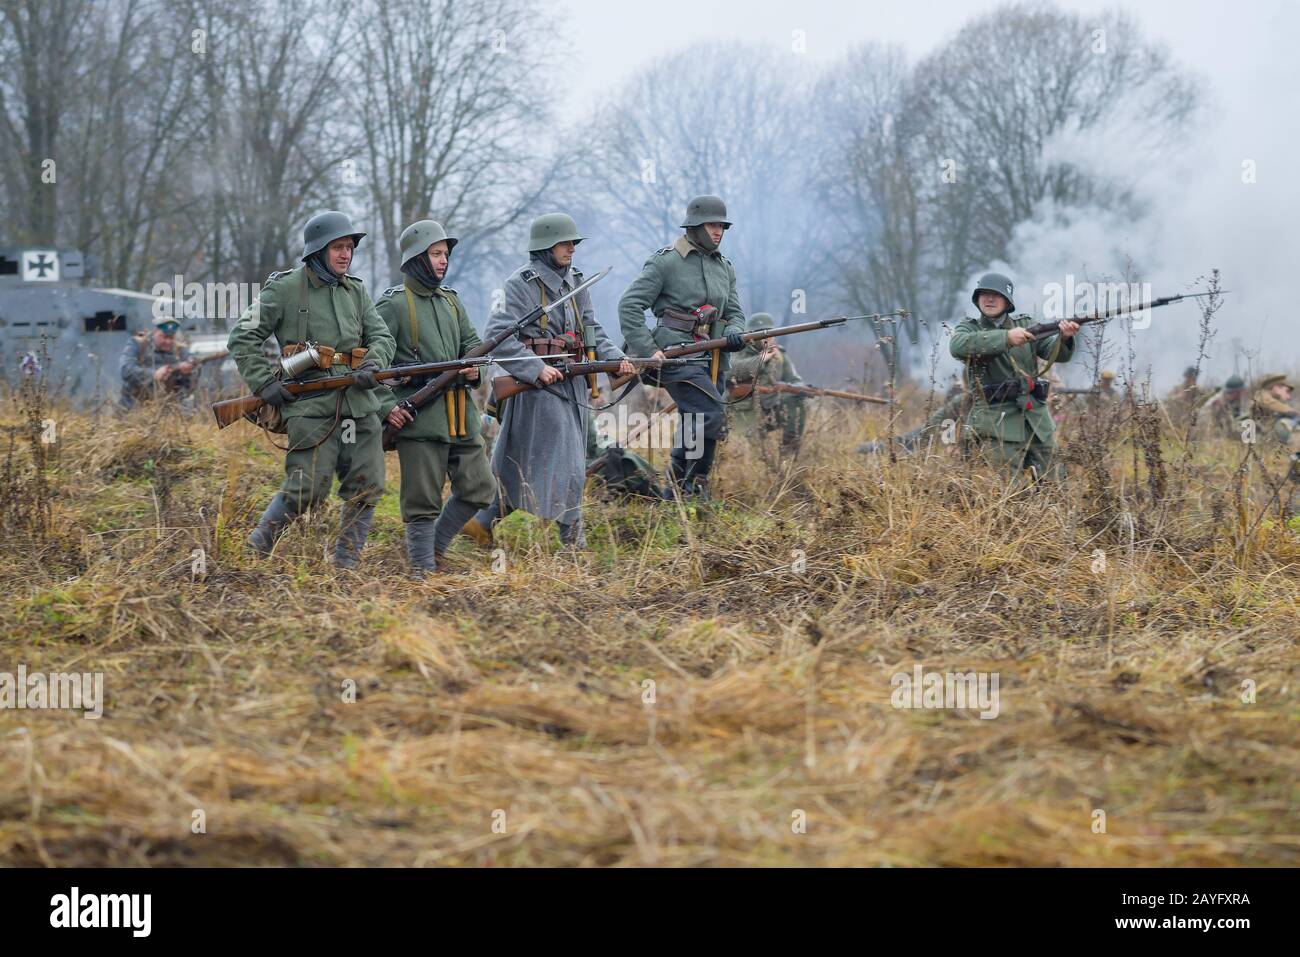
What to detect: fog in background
<box><xmin>1</xmin><ymin>0</ymin><xmax>1293</xmax><ymax>393</ymax></box>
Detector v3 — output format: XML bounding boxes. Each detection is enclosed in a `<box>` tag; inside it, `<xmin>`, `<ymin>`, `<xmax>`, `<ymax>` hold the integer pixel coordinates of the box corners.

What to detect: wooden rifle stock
<box><xmin>729</xmin><ymin>381</ymin><xmax>889</xmax><ymax>404</ymax></box>
<box><xmin>491</xmin><ymin>357</ymin><xmax>690</xmax><ymax>405</ymax></box>
<box><xmin>211</xmin><ymin>356</ymin><xmax>496</xmax><ymax>430</ymax></box>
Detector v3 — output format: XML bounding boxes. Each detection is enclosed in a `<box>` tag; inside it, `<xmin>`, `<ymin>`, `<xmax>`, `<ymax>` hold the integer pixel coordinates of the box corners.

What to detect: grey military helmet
<box><xmin>302</xmin><ymin>210</ymin><xmax>366</xmax><ymax>260</ymax></box>
<box><xmin>971</xmin><ymin>271</ymin><xmax>1015</xmax><ymax>313</ymax></box>
<box><xmin>528</xmin><ymin>212</ymin><xmax>584</xmax><ymax>252</ymax></box>
<box><xmin>681</xmin><ymin>195</ymin><xmax>732</xmax><ymax>229</ymax></box>
<box><xmin>399</xmin><ymin>220</ymin><xmax>458</xmax><ymax>267</ymax></box>
<box><xmin>748</xmin><ymin>312</ymin><xmax>775</xmax><ymax>333</ymax></box>
<box><xmin>1224</xmin><ymin>375</ymin><xmax>1246</xmax><ymax>391</ymax></box>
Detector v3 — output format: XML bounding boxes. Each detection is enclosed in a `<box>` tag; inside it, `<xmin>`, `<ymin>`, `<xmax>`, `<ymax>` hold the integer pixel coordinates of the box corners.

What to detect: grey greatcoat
<box><xmin>484</xmin><ymin>257</ymin><xmax>624</xmax><ymax>521</ymax></box>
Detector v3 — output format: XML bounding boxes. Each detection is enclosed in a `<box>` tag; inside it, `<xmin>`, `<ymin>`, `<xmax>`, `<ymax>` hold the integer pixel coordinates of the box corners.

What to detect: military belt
<box><xmin>659</xmin><ymin>308</ymin><xmax>711</xmax><ymax>334</ymax></box>
<box><xmin>981</xmin><ymin>376</ymin><xmax>1049</xmax><ymax>405</ymax></box>
<box><xmin>282</xmin><ymin>342</ymin><xmax>369</xmax><ymax>370</ymax></box>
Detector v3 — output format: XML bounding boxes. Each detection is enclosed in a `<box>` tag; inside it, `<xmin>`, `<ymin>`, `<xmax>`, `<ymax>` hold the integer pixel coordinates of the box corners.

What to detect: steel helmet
<box><xmin>399</xmin><ymin>220</ymin><xmax>458</xmax><ymax>266</ymax></box>
<box><xmin>682</xmin><ymin>195</ymin><xmax>732</xmax><ymax>229</ymax></box>
<box><xmin>971</xmin><ymin>272</ymin><xmax>1015</xmax><ymax>313</ymax></box>
<box><xmin>528</xmin><ymin>213</ymin><xmax>584</xmax><ymax>252</ymax></box>
<box><xmin>747</xmin><ymin>312</ymin><xmax>775</xmax><ymax>333</ymax></box>
<box><xmin>302</xmin><ymin>210</ymin><xmax>366</xmax><ymax>260</ymax></box>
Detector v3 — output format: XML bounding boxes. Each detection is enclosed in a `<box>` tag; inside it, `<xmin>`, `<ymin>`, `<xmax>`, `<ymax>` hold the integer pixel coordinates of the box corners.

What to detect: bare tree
<box><xmin>355</xmin><ymin>0</ymin><xmax>558</xmax><ymax>283</ymax></box>
<box><xmin>0</xmin><ymin>0</ymin><xmax>96</xmax><ymax>244</ymax></box>
<box><xmin>822</xmin><ymin>2</ymin><xmax>1198</xmax><ymax>371</ymax></box>
<box><xmin>179</xmin><ymin>0</ymin><xmax>363</xmax><ymax>283</ymax></box>
<box><xmin>573</xmin><ymin>44</ymin><xmax>828</xmax><ymax>320</ymax></box>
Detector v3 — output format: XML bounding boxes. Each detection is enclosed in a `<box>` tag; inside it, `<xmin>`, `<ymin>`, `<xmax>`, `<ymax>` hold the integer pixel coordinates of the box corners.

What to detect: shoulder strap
<box><xmin>535</xmin><ymin>278</ymin><xmax>549</xmax><ymax>333</ymax></box>
<box><xmin>435</xmin><ymin>288</ymin><xmax>463</xmax><ymax>324</ymax></box>
<box><xmin>405</xmin><ymin>285</ymin><xmax>419</xmax><ymax>351</ymax></box>
<box><xmin>297</xmin><ymin>267</ymin><xmax>309</xmax><ymax>345</ymax></box>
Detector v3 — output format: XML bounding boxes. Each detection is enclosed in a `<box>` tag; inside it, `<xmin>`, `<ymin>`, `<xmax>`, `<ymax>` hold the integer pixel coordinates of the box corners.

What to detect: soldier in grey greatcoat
<box><xmin>465</xmin><ymin>213</ymin><xmax>632</xmax><ymax>549</ymax></box>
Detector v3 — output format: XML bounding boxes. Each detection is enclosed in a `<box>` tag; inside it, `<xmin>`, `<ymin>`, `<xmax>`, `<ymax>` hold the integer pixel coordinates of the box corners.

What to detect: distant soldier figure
<box><xmin>1251</xmin><ymin>373</ymin><xmax>1300</xmax><ymax>519</ymax></box>
<box><xmin>120</xmin><ymin>315</ymin><xmax>197</xmax><ymax>409</ymax></box>
<box><xmin>466</xmin><ymin>213</ymin><xmax>633</xmax><ymax>549</ymax></box>
<box><xmin>728</xmin><ymin>312</ymin><xmax>807</xmax><ymax>456</ymax></box>
<box><xmin>618</xmin><ymin>194</ymin><xmax>747</xmax><ymax>498</ymax></box>
<box><xmin>1164</xmin><ymin>365</ymin><xmax>1203</xmax><ymax>429</ymax></box>
<box><xmin>1089</xmin><ymin>369</ymin><xmax>1121</xmax><ymax>411</ymax></box>
<box><xmin>950</xmin><ymin>272</ymin><xmax>1079</xmax><ymax>479</ymax></box>
<box><xmin>227</xmin><ymin>210</ymin><xmax>396</xmax><ymax>568</ymax></box>
<box><xmin>376</xmin><ymin>220</ymin><xmax>494</xmax><ymax>573</ymax></box>
<box><xmin>1199</xmin><ymin>374</ymin><xmax>1248</xmax><ymax>438</ymax></box>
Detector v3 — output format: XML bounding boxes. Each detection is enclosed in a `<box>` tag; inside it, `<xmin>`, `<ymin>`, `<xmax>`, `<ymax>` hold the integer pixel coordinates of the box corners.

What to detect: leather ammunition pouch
<box><xmin>522</xmin><ymin>334</ymin><xmax>579</xmax><ymax>357</ymax></box>
<box><xmin>981</xmin><ymin>376</ymin><xmax>1049</xmax><ymax>404</ymax></box>
<box><xmin>659</xmin><ymin>305</ymin><xmax>718</xmax><ymax>335</ymax></box>
<box><xmin>282</xmin><ymin>342</ymin><xmax>368</xmax><ymax>370</ymax></box>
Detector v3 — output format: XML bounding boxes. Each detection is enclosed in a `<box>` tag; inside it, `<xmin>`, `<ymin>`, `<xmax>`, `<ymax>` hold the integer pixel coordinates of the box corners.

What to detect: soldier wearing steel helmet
<box><xmin>1199</xmin><ymin>374</ymin><xmax>1248</xmax><ymax>438</ymax></box>
<box><xmin>374</xmin><ymin>220</ymin><xmax>494</xmax><ymax>573</ymax></box>
<box><xmin>727</xmin><ymin>311</ymin><xmax>807</xmax><ymax>456</ymax></box>
<box><xmin>618</xmin><ymin>194</ymin><xmax>747</xmax><ymax>498</ymax></box>
<box><xmin>227</xmin><ymin>210</ymin><xmax>396</xmax><ymax>568</ymax></box>
<box><xmin>949</xmin><ymin>271</ymin><xmax>1080</xmax><ymax>480</ymax></box>
<box><xmin>465</xmin><ymin>213</ymin><xmax>633</xmax><ymax>549</ymax></box>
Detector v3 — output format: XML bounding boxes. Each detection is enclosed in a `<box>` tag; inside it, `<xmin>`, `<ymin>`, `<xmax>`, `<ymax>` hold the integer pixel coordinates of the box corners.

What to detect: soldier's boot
<box><xmin>462</xmin><ymin>517</ymin><xmax>494</xmax><ymax>548</ymax></box>
<box><xmin>333</xmin><ymin>503</ymin><xmax>376</xmax><ymax>570</ymax></box>
<box><xmin>677</xmin><ymin>438</ymin><xmax>717</xmax><ymax>498</ymax></box>
<box><xmin>432</xmin><ymin>496</ymin><xmax>480</xmax><ymax>571</ymax></box>
<box><xmin>249</xmin><ymin>493</ymin><xmax>298</xmax><ymax>556</ymax></box>
<box><xmin>557</xmin><ymin>514</ymin><xmax>587</xmax><ymax>551</ymax></box>
<box><xmin>404</xmin><ymin>520</ymin><xmax>439</xmax><ymax>573</ymax></box>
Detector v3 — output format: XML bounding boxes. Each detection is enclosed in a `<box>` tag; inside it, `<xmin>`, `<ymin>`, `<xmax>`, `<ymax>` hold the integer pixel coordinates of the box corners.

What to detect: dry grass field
<box><xmin>1</xmin><ymin>383</ymin><xmax>1297</xmax><ymax>867</ymax></box>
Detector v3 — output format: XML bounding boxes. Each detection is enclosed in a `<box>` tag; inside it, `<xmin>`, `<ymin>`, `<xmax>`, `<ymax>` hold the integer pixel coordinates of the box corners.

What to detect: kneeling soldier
<box><xmin>120</xmin><ymin>315</ymin><xmax>198</xmax><ymax>410</ymax></box>
<box><xmin>728</xmin><ymin>311</ymin><xmax>807</xmax><ymax>456</ymax></box>
<box><xmin>618</xmin><ymin>195</ymin><xmax>747</xmax><ymax>498</ymax></box>
<box><xmin>378</xmin><ymin>220</ymin><xmax>495</xmax><ymax>572</ymax></box>
<box><xmin>228</xmin><ymin>210</ymin><xmax>396</xmax><ymax>568</ymax></box>
<box><xmin>950</xmin><ymin>272</ymin><xmax>1079</xmax><ymax>480</ymax></box>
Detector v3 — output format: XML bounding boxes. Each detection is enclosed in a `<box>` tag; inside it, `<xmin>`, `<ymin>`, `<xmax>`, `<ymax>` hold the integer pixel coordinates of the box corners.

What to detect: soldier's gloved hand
<box><xmin>258</xmin><ymin>380</ymin><xmax>296</xmax><ymax>407</ymax></box>
<box><xmin>352</xmin><ymin>360</ymin><xmax>382</xmax><ymax>390</ymax></box>
<box><xmin>724</xmin><ymin>333</ymin><xmax>746</xmax><ymax>353</ymax></box>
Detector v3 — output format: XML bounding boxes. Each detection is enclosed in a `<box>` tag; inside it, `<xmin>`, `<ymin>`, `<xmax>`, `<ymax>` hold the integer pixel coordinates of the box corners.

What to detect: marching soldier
<box><xmin>227</xmin><ymin>210</ymin><xmax>395</xmax><ymax>568</ymax></box>
<box><xmin>465</xmin><ymin>213</ymin><xmax>633</xmax><ymax>549</ymax></box>
<box><xmin>618</xmin><ymin>194</ymin><xmax>747</xmax><ymax>498</ymax></box>
<box><xmin>728</xmin><ymin>312</ymin><xmax>807</xmax><ymax>456</ymax></box>
<box><xmin>950</xmin><ymin>272</ymin><xmax>1079</xmax><ymax>479</ymax></box>
<box><xmin>120</xmin><ymin>315</ymin><xmax>197</xmax><ymax>409</ymax></box>
<box><xmin>376</xmin><ymin>220</ymin><xmax>494</xmax><ymax>573</ymax></box>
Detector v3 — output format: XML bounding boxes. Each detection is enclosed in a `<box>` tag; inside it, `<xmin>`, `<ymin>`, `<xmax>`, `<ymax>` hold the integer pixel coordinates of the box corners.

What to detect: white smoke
<box><xmin>992</xmin><ymin>2</ymin><xmax>1300</xmax><ymax>390</ymax></box>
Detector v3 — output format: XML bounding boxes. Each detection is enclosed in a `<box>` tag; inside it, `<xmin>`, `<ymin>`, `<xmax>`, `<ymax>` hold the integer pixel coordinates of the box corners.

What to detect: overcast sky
<box><xmin>555</xmin><ymin>0</ymin><xmax>1290</xmax><ymax>121</ymax></box>
<box><xmin>548</xmin><ymin>0</ymin><xmax>1299</xmax><ymax>384</ymax></box>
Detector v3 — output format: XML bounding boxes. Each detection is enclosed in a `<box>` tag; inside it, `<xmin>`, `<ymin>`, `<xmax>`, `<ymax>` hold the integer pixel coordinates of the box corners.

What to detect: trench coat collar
<box><xmin>530</xmin><ymin>255</ymin><xmax>576</xmax><ymax>294</ymax></box>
